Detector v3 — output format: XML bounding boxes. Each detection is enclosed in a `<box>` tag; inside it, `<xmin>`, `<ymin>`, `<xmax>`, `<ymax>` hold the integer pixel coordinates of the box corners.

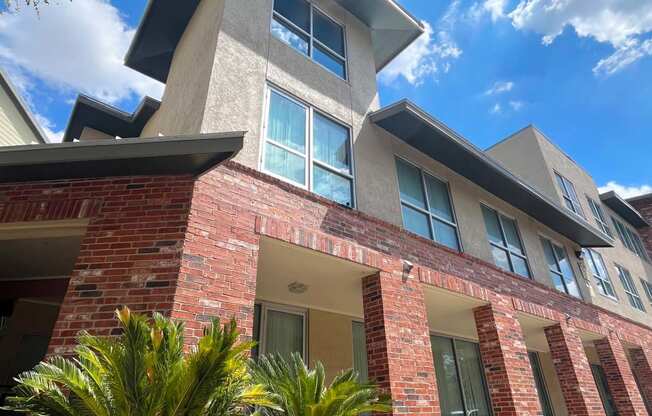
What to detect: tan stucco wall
<box><xmin>537</xmin><ymin>351</ymin><xmax>568</xmax><ymax>416</ymax></box>
<box><xmin>308</xmin><ymin>308</ymin><xmax>356</xmax><ymax>381</ymax></box>
<box><xmin>79</xmin><ymin>126</ymin><xmax>113</xmax><ymax>140</ymax></box>
<box><xmin>0</xmin><ymin>84</ymin><xmax>40</xmax><ymax>146</ymax></box>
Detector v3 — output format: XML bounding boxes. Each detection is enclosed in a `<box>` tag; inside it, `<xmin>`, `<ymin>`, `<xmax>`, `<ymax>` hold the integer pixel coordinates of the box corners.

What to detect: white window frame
<box><xmin>260</xmin><ymin>85</ymin><xmax>356</xmax><ymax>208</ymax></box>
<box><xmin>481</xmin><ymin>203</ymin><xmax>531</xmax><ymax>278</ymax></box>
<box><xmin>583</xmin><ymin>248</ymin><xmax>617</xmax><ymax>301</ymax></box>
<box><xmin>554</xmin><ymin>171</ymin><xmax>585</xmax><ymax>218</ymax></box>
<box><xmin>256</xmin><ymin>301</ymin><xmax>308</xmax><ymax>359</ymax></box>
<box><xmin>394</xmin><ymin>155</ymin><xmax>463</xmax><ymax>252</ymax></box>
<box><xmin>586</xmin><ymin>196</ymin><xmax>612</xmax><ymax>238</ymax></box>
<box><xmin>615</xmin><ymin>265</ymin><xmax>645</xmax><ymax>312</ymax></box>
<box><xmin>540</xmin><ymin>236</ymin><xmax>582</xmax><ymax>299</ymax></box>
<box><xmin>612</xmin><ymin>216</ymin><xmax>649</xmax><ymax>261</ymax></box>
<box><xmin>270</xmin><ymin>0</ymin><xmax>348</xmax><ymax>80</ymax></box>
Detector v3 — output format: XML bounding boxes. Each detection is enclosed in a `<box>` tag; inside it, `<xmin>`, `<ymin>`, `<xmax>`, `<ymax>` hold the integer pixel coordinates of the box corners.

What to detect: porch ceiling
<box><xmin>424</xmin><ymin>285</ymin><xmax>487</xmax><ymax>341</ymax></box>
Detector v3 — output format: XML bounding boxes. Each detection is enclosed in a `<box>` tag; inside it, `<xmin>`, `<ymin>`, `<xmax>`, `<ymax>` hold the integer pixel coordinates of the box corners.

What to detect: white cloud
<box><xmin>489</xmin><ymin>103</ymin><xmax>502</xmax><ymax>114</ymax></box>
<box><xmin>598</xmin><ymin>181</ymin><xmax>652</xmax><ymax>199</ymax></box>
<box><xmin>379</xmin><ymin>5</ymin><xmax>463</xmax><ymax>86</ymax></box>
<box><xmin>484</xmin><ymin>0</ymin><xmax>508</xmax><ymax>21</ymax></box>
<box><xmin>509</xmin><ymin>100</ymin><xmax>525</xmax><ymax>110</ymax></box>
<box><xmin>0</xmin><ymin>0</ymin><xmax>163</xmax><ymax>104</ymax></box>
<box><xmin>34</xmin><ymin>114</ymin><xmax>64</xmax><ymax>143</ymax></box>
<box><xmin>505</xmin><ymin>0</ymin><xmax>652</xmax><ymax>75</ymax></box>
<box><xmin>485</xmin><ymin>81</ymin><xmax>514</xmax><ymax>95</ymax></box>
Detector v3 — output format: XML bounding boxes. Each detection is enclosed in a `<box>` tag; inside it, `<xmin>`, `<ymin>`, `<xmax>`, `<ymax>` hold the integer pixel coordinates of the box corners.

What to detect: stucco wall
<box><xmin>0</xmin><ymin>85</ymin><xmax>40</xmax><ymax>146</ymax></box>
<box><xmin>539</xmin><ymin>351</ymin><xmax>569</xmax><ymax>416</ymax></box>
<box><xmin>308</xmin><ymin>308</ymin><xmax>356</xmax><ymax>381</ymax></box>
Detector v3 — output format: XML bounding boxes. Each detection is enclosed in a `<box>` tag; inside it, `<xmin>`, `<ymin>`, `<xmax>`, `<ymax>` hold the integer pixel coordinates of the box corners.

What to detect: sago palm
<box><xmin>2</xmin><ymin>307</ymin><xmax>275</xmax><ymax>415</ymax></box>
<box><xmin>249</xmin><ymin>352</ymin><xmax>391</xmax><ymax>416</ymax></box>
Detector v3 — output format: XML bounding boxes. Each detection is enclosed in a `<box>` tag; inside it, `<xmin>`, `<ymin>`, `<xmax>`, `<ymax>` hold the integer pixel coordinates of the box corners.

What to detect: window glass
<box><xmin>591</xmin><ymin>365</ymin><xmax>618</xmax><ymax>416</ymax></box>
<box><xmin>511</xmin><ymin>256</ymin><xmax>531</xmax><ymax>280</ymax></box>
<box><xmin>273</xmin><ymin>0</ymin><xmax>310</xmax><ymax>32</ymax></box>
<box><xmin>528</xmin><ymin>352</ymin><xmax>554</xmax><ymax>416</ymax></box>
<box><xmin>252</xmin><ymin>304</ymin><xmax>262</xmax><ymax>359</ymax></box>
<box><xmin>433</xmin><ymin>220</ymin><xmax>459</xmax><ymax>251</ymax></box>
<box><xmin>641</xmin><ymin>278</ymin><xmax>652</xmax><ymax>303</ymax></box>
<box><xmin>490</xmin><ymin>245</ymin><xmax>511</xmax><ymax>271</ymax></box>
<box><xmin>541</xmin><ymin>238</ymin><xmax>581</xmax><ymax>298</ymax></box>
<box><xmin>264</xmin><ymin>143</ymin><xmax>305</xmax><ymax>185</ymax></box>
<box><xmin>501</xmin><ymin>216</ymin><xmax>524</xmax><ymax>254</ymax></box>
<box><xmin>313</xmin><ymin>45</ymin><xmax>346</xmax><ymax>79</ymax></box>
<box><xmin>313</xmin><ymin>113</ymin><xmax>350</xmax><ymax>172</ymax></box>
<box><xmin>313</xmin><ymin>10</ymin><xmax>345</xmax><ymax>55</ymax></box>
<box><xmin>352</xmin><ymin>322</ymin><xmax>368</xmax><ymax>383</ymax></box>
<box><xmin>584</xmin><ymin>249</ymin><xmax>616</xmax><ymax>299</ymax></box>
<box><xmin>617</xmin><ymin>265</ymin><xmax>645</xmax><ymax>311</ymax></box>
<box><xmin>426</xmin><ymin>175</ymin><xmax>454</xmax><ymax>222</ymax></box>
<box><xmin>396</xmin><ymin>159</ymin><xmax>426</xmax><ymax>209</ymax></box>
<box><xmin>455</xmin><ymin>340</ymin><xmax>491</xmax><ymax>416</ymax></box>
<box><xmin>482</xmin><ymin>206</ymin><xmax>503</xmax><ymax>245</ymax></box>
<box><xmin>555</xmin><ymin>172</ymin><xmax>584</xmax><ymax>217</ymax></box>
<box><xmin>313</xmin><ymin>165</ymin><xmax>352</xmax><ymax>207</ymax></box>
<box><xmin>402</xmin><ymin>205</ymin><xmax>432</xmax><ymax>239</ymax></box>
<box><xmin>431</xmin><ymin>336</ymin><xmax>465</xmax><ymax>416</ymax></box>
<box><xmin>267</xmin><ymin>91</ymin><xmax>306</xmax><ymax>152</ymax></box>
<box><xmin>587</xmin><ymin>197</ymin><xmax>611</xmax><ymax>237</ymax></box>
<box><xmin>264</xmin><ymin>309</ymin><xmax>304</xmax><ymax>359</ymax></box>
<box><xmin>271</xmin><ymin>17</ymin><xmax>309</xmax><ymax>55</ymax></box>
<box><xmin>482</xmin><ymin>206</ymin><xmax>530</xmax><ymax>278</ymax></box>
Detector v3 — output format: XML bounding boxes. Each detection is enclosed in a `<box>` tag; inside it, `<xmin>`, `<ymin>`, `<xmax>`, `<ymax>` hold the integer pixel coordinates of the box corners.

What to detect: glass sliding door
<box><xmin>528</xmin><ymin>352</ymin><xmax>554</xmax><ymax>416</ymax></box>
<box><xmin>252</xmin><ymin>303</ymin><xmax>306</xmax><ymax>360</ymax></box>
<box><xmin>431</xmin><ymin>335</ymin><xmax>492</xmax><ymax>416</ymax></box>
<box><xmin>352</xmin><ymin>321</ymin><xmax>368</xmax><ymax>382</ymax></box>
<box><xmin>591</xmin><ymin>364</ymin><xmax>617</xmax><ymax>416</ymax></box>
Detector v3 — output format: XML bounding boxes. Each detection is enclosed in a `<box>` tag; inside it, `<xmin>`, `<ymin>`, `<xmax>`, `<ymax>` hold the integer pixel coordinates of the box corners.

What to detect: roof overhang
<box><xmin>370</xmin><ymin>100</ymin><xmax>612</xmax><ymax>247</ymax></box>
<box><xmin>63</xmin><ymin>95</ymin><xmax>160</xmax><ymax>142</ymax></box>
<box><xmin>600</xmin><ymin>191</ymin><xmax>649</xmax><ymax>228</ymax></box>
<box><xmin>124</xmin><ymin>0</ymin><xmax>423</xmax><ymax>82</ymax></box>
<box><xmin>0</xmin><ymin>132</ymin><xmax>244</xmax><ymax>183</ymax></box>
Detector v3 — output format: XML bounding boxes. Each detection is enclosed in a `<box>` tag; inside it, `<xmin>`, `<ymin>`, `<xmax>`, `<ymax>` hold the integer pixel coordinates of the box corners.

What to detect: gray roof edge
<box><xmin>370</xmin><ymin>99</ymin><xmax>612</xmax><ymax>246</ymax></box>
<box><xmin>626</xmin><ymin>191</ymin><xmax>652</xmax><ymax>204</ymax></box>
<box><xmin>600</xmin><ymin>190</ymin><xmax>649</xmax><ymax>227</ymax></box>
<box><xmin>0</xmin><ymin>69</ymin><xmax>48</xmax><ymax>143</ymax></box>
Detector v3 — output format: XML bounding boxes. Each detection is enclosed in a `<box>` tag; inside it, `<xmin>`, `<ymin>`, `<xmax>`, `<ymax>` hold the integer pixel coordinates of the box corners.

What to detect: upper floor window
<box><xmin>583</xmin><ymin>248</ymin><xmax>617</xmax><ymax>299</ymax></box>
<box><xmin>395</xmin><ymin>158</ymin><xmax>460</xmax><ymax>250</ymax></box>
<box><xmin>541</xmin><ymin>237</ymin><xmax>581</xmax><ymax>298</ymax></box>
<box><xmin>482</xmin><ymin>205</ymin><xmax>530</xmax><ymax>278</ymax></box>
<box><xmin>271</xmin><ymin>0</ymin><xmax>347</xmax><ymax>79</ymax></box>
<box><xmin>615</xmin><ymin>265</ymin><xmax>645</xmax><ymax>311</ymax></box>
<box><xmin>262</xmin><ymin>88</ymin><xmax>354</xmax><ymax>207</ymax></box>
<box><xmin>640</xmin><ymin>278</ymin><xmax>652</xmax><ymax>305</ymax></box>
<box><xmin>554</xmin><ymin>172</ymin><xmax>585</xmax><ymax>218</ymax></box>
<box><xmin>587</xmin><ymin>197</ymin><xmax>612</xmax><ymax>237</ymax></box>
<box><xmin>612</xmin><ymin>217</ymin><xmax>649</xmax><ymax>261</ymax></box>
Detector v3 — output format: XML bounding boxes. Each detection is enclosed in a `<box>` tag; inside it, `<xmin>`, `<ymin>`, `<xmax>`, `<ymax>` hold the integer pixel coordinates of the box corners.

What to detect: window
<box><xmin>430</xmin><ymin>335</ymin><xmax>492</xmax><ymax>416</ymax></box>
<box><xmin>541</xmin><ymin>238</ymin><xmax>581</xmax><ymax>298</ymax></box>
<box><xmin>591</xmin><ymin>364</ymin><xmax>617</xmax><ymax>416</ymax></box>
<box><xmin>554</xmin><ymin>172</ymin><xmax>585</xmax><ymax>218</ymax></box>
<box><xmin>395</xmin><ymin>158</ymin><xmax>460</xmax><ymax>250</ymax></box>
<box><xmin>583</xmin><ymin>249</ymin><xmax>617</xmax><ymax>299</ymax></box>
<box><xmin>528</xmin><ymin>352</ymin><xmax>554</xmax><ymax>416</ymax></box>
<box><xmin>271</xmin><ymin>0</ymin><xmax>347</xmax><ymax>79</ymax></box>
<box><xmin>252</xmin><ymin>303</ymin><xmax>306</xmax><ymax>359</ymax></box>
<box><xmin>482</xmin><ymin>205</ymin><xmax>530</xmax><ymax>278</ymax></box>
<box><xmin>262</xmin><ymin>88</ymin><xmax>354</xmax><ymax>207</ymax></box>
<box><xmin>587</xmin><ymin>197</ymin><xmax>612</xmax><ymax>237</ymax></box>
<box><xmin>640</xmin><ymin>278</ymin><xmax>652</xmax><ymax>304</ymax></box>
<box><xmin>612</xmin><ymin>217</ymin><xmax>649</xmax><ymax>260</ymax></box>
<box><xmin>615</xmin><ymin>265</ymin><xmax>645</xmax><ymax>311</ymax></box>
<box><xmin>352</xmin><ymin>321</ymin><xmax>368</xmax><ymax>382</ymax></box>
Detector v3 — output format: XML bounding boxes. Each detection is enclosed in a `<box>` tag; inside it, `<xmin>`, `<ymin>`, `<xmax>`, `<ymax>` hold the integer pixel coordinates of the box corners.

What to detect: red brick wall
<box><xmin>629</xmin><ymin>347</ymin><xmax>652</xmax><ymax>408</ymax></box>
<box><xmin>629</xmin><ymin>195</ymin><xmax>652</xmax><ymax>258</ymax></box>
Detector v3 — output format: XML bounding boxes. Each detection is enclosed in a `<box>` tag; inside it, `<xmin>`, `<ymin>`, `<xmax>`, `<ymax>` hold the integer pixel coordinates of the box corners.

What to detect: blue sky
<box><xmin>1</xmin><ymin>0</ymin><xmax>651</xmax><ymax>197</ymax></box>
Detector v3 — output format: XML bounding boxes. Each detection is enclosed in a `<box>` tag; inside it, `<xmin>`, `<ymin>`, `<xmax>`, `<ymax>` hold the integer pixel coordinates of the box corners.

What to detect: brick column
<box><xmin>594</xmin><ymin>336</ymin><xmax>647</xmax><ymax>416</ymax></box>
<box><xmin>629</xmin><ymin>347</ymin><xmax>652</xmax><ymax>410</ymax></box>
<box><xmin>544</xmin><ymin>323</ymin><xmax>605</xmax><ymax>416</ymax></box>
<box><xmin>474</xmin><ymin>302</ymin><xmax>542</xmax><ymax>416</ymax></box>
<box><xmin>362</xmin><ymin>272</ymin><xmax>439</xmax><ymax>415</ymax></box>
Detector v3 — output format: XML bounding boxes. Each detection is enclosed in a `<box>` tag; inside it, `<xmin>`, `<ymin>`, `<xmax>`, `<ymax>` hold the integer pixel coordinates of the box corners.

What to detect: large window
<box><xmin>271</xmin><ymin>0</ymin><xmax>347</xmax><ymax>79</ymax></box>
<box><xmin>554</xmin><ymin>172</ymin><xmax>585</xmax><ymax>218</ymax></box>
<box><xmin>252</xmin><ymin>303</ymin><xmax>306</xmax><ymax>359</ymax></box>
<box><xmin>430</xmin><ymin>335</ymin><xmax>492</xmax><ymax>416</ymax></box>
<box><xmin>641</xmin><ymin>278</ymin><xmax>652</xmax><ymax>305</ymax></box>
<box><xmin>262</xmin><ymin>88</ymin><xmax>354</xmax><ymax>207</ymax></box>
<box><xmin>583</xmin><ymin>249</ymin><xmax>617</xmax><ymax>299</ymax></box>
<box><xmin>615</xmin><ymin>265</ymin><xmax>645</xmax><ymax>311</ymax></box>
<box><xmin>352</xmin><ymin>321</ymin><xmax>368</xmax><ymax>383</ymax></box>
<box><xmin>528</xmin><ymin>352</ymin><xmax>554</xmax><ymax>416</ymax></box>
<box><xmin>395</xmin><ymin>158</ymin><xmax>460</xmax><ymax>250</ymax></box>
<box><xmin>587</xmin><ymin>197</ymin><xmax>612</xmax><ymax>237</ymax></box>
<box><xmin>482</xmin><ymin>205</ymin><xmax>530</xmax><ymax>278</ymax></box>
<box><xmin>591</xmin><ymin>364</ymin><xmax>617</xmax><ymax>416</ymax></box>
<box><xmin>612</xmin><ymin>217</ymin><xmax>649</xmax><ymax>261</ymax></box>
<box><xmin>541</xmin><ymin>238</ymin><xmax>581</xmax><ymax>298</ymax></box>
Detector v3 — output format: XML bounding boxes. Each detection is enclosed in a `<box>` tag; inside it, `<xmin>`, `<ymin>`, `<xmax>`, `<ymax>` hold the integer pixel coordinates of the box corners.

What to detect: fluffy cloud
<box><xmin>0</xmin><ymin>0</ymin><xmax>163</xmax><ymax>104</ymax></box>
<box><xmin>34</xmin><ymin>114</ymin><xmax>64</xmax><ymax>143</ymax></box>
<box><xmin>489</xmin><ymin>103</ymin><xmax>502</xmax><ymax>114</ymax></box>
<box><xmin>508</xmin><ymin>100</ymin><xmax>525</xmax><ymax>110</ymax></box>
<box><xmin>485</xmin><ymin>81</ymin><xmax>514</xmax><ymax>95</ymax></box>
<box><xmin>379</xmin><ymin>3</ymin><xmax>463</xmax><ymax>86</ymax></box>
<box><xmin>505</xmin><ymin>0</ymin><xmax>652</xmax><ymax>75</ymax></box>
<box><xmin>598</xmin><ymin>181</ymin><xmax>652</xmax><ymax>199</ymax></box>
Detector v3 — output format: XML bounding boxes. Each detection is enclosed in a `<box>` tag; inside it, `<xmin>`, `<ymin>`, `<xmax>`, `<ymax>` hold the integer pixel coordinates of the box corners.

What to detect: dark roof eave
<box><xmin>0</xmin><ymin>132</ymin><xmax>244</xmax><ymax>183</ymax></box>
<box><xmin>600</xmin><ymin>191</ymin><xmax>649</xmax><ymax>228</ymax></box>
<box><xmin>370</xmin><ymin>100</ymin><xmax>612</xmax><ymax>248</ymax></box>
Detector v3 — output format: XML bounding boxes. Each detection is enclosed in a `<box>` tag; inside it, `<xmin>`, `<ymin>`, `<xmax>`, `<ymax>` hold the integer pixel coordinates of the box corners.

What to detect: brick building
<box><xmin>1</xmin><ymin>1</ymin><xmax>651</xmax><ymax>415</ymax></box>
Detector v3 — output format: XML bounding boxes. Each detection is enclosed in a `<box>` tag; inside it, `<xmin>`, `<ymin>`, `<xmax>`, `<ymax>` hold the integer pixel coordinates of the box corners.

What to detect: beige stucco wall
<box><xmin>538</xmin><ymin>351</ymin><xmax>568</xmax><ymax>416</ymax></box>
<box><xmin>0</xmin><ymin>84</ymin><xmax>41</xmax><ymax>146</ymax></box>
<box><xmin>308</xmin><ymin>308</ymin><xmax>356</xmax><ymax>381</ymax></box>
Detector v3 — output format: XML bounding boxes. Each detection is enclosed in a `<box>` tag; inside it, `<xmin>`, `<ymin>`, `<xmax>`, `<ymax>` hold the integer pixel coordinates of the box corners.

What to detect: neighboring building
<box><xmin>0</xmin><ymin>69</ymin><xmax>47</xmax><ymax>146</ymax></box>
<box><xmin>0</xmin><ymin>1</ymin><xmax>651</xmax><ymax>415</ymax></box>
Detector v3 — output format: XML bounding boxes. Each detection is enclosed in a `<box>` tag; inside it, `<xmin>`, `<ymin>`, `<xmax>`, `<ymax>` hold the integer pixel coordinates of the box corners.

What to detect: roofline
<box><xmin>374</xmin><ymin>0</ymin><xmax>424</xmax><ymax>72</ymax></box>
<box><xmin>370</xmin><ymin>99</ymin><xmax>612</xmax><ymax>247</ymax></box>
<box><xmin>0</xmin><ymin>69</ymin><xmax>48</xmax><ymax>143</ymax></box>
<box><xmin>627</xmin><ymin>192</ymin><xmax>652</xmax><ymax>204</ymax></box>
<box><xmin>600</xmin><ymin>190</ymin><xmax>649</xmax><ymax>228</ymax></box>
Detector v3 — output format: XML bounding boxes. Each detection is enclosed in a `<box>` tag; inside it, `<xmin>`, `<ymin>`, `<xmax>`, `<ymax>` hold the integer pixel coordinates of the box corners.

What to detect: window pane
<box><xmin>265</xmin><ymin>309</ymin><xmax>304</xmax><ymax>359</ymax></box>
<box><xmin>425</xmin><ymin>174</ymin><xmax>454</xmax><ymax>222</ymax></box>
<box><xmin>455</xmin><ymin>340</ymin><xmax>492</xmax><ymax>416</ymax></box>
<box><xmin>352</xmin><ymin>322</ymin><xmax>368</xmax><ymax>383</ymax></box>
<box><xmin>273</xmin><ymin>0</ymin><xmax>310</xmax><ymax>32</ymax></box>
<box><xmin>501</xmin><ymin>215</ymin><xmax>524</xmax><ymax>254</ymax></box>
<box><xmin>510</xmin><ymin>254</ymin><xmax>530</xmax><ymax>278</ymax></box>
<box><xmin>313</xmin><ymin>10</ymin><xmax>345</xmax><ymax>56</ymax></box>
<box><xmin>402</xmin><ymin>205</ymin><xmax>431</xmax><ymax>239</ymax></box>
<box><xmin>433</xmin><ymin>219</ymin><xmax>459</xmax><ymax>251</ymax></box>
<box><xmin>313</xmin><ymin>113</ymin><xmax>350</xmax><ymax>172</ymax></box>
<box><xmin>482</xmin><ymin>206</ymin><xmax>503</xmax><ymax>245</ymax></box>
<box><xmin>271</xmin><ymin>17</ymin><xmax>309</xmax><ymax>55</ymax></box>
<box><xmin>641</xmin><ymin>279</ymin><xmax>652</xmax><ymax>302</ymax></box>
<box><xmin>252</xmin><ymin>304</ymin><xmax>262</xmax><ymax>359</ymax></box>
<box><xmin>554</xmin><ymin>245</ymin><xmax>580</xmax><ymax>296</ymax></box>
<box><xmin>592</xmin><ymin>365</ymin><xmax>618</xmax><ymax>416</ymax></box>
<box><xmin>550</xmin><ymin>272</ymin><xmax>566</xmax><ymax>295</ymax></box>
<box><xmin>431</xmin><ymin>336</ymin><xmax>465</xmax><ymax>416</ymax></box>
<box><xmin>267</xmin><ymin>91</ymin><xmax>306</xmax><ymax>152</ymax></box>
<box><xmin>396</xmin><ymin>159</ymin><xmax>426</xmax><ymax>209</ymax></box>
<box><xmin>313</xmin><ymin>44</ymin><xmax>346</xmax><ymax>78</ymax></box>
<box><xmin>491</xmin><ymin>245</ymin><xmax>511</xmax><ymax>272</ymax></box>
<box><xmin>313</xmin><ymin>165</ymin><xmax>353</xmax><ymax>207</ymax></box>
<box><xmin>264</xmin><ymin>143</ymin><xmax>305</xmax><ymax>185</ymax></box>
<box><xmin>542</xmin><ymin>239</ymin><xmax>559</xmax><ymax>272</ymax></box>
<box><xmin>528</xmin><ymin>352</ymin><xmax>554</xmax><ymax>416</ymax></box>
